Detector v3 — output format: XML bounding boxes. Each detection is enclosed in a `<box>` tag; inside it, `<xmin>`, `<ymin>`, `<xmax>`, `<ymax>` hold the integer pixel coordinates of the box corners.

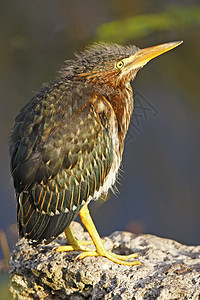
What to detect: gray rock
<box><xmin>9</xmin><ymin>222</ymin><xmax>200</xmax><ymax>299</ymax></box>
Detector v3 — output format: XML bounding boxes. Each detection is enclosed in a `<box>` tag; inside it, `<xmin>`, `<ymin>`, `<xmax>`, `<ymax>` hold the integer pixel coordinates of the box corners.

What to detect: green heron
<box><xmin>10</xmin><ymin>41</ymin><xmax>182</xmax><ymax>266</ymax></box>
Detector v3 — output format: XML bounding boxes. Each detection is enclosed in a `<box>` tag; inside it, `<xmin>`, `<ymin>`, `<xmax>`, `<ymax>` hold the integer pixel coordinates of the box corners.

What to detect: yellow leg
<box><xmin>77</xmin><ymin>205</ymin><xmax>141</xmax><ymax>266</ymax></box>
<box><xmin>56</xmin><ymin>224</ymin><xmax>93</xmax><ymax>252</ymax></box>
<box><xmin>56</xmin><ymin>205</ymin><xmax>141</xmax><ymax>266</ymax></box>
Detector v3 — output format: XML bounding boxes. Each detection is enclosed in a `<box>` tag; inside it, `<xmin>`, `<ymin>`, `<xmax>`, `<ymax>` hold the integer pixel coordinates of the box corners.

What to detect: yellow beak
<box><xmin>124</xmin><ymin>41</ymin><xmax>183</xmax><ymax>70</ymax></box>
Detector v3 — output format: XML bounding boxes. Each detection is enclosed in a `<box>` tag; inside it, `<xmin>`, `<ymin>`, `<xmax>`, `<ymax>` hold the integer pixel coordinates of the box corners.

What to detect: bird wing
<box><xmin>10</xmin><ymin>80</ymin><xmax>117</xmax><ymax>242</ymax></box>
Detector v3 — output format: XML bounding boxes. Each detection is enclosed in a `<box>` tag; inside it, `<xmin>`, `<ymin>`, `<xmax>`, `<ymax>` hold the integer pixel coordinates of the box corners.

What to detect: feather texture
<box><xmin>11</xmin><ymin>79</ymin><xmax>115</xmax><ymax>242</ymax></box>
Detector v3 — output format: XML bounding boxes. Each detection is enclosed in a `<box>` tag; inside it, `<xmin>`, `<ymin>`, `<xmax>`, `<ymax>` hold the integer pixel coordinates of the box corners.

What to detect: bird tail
<box><xmin>17</xmin><ymin>192</ymin><xmax>81</xmax><ymax>244</ymax></box>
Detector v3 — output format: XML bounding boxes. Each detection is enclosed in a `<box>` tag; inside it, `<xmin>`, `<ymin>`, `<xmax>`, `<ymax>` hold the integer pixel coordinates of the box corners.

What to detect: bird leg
<box><xmin>56</xmin><ymin>224</ymin><xmax>94</xmax><ymax>252</ymax></box>
<box><xmin>77</xmin><ymin>204</ymin><xmax>141</xmax><ymax>266</ymax></box>
<box><xmin>56</xmin><ymin>205</ymin><xmax>141</xmax><ymax>266</ymax></box>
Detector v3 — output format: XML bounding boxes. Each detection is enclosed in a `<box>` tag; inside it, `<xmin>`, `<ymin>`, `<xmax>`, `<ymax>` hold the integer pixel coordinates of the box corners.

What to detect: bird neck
<box><xmin>110</xmin><ymin>82</ymin><xmax>134</xmax><ymax>155</ymax></box>
<box><xmin>92</xmin><ymin>81</ymin><xmax>134</xmax><ymax>155</ymax></box>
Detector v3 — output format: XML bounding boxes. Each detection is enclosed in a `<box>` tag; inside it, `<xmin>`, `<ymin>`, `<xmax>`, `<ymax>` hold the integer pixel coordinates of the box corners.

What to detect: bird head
<box><xmin>61</xmin><ymin>41</ymin><xmax>183</xmax><ymax>87</ymax></box>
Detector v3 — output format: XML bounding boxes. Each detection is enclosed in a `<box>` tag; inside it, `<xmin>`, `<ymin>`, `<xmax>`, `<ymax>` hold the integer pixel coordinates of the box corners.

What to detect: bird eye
<box><xmin>116</xmin><ymin>61</ymin><xmax>124</xmax><ymax>69</ymax></box>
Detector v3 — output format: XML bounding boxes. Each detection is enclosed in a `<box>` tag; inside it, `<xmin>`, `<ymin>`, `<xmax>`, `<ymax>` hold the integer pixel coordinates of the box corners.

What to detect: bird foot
<box><xmin>56</xmin><ymin>238</ymin><xmax>105</xmax><ymax>252</ymax></box>
<box><xmin>56</xmin><ymin>242</ymin><xmax>91</xmax><ymax>252</ymax></box>
<box><xmin>76</xmin><ymin>249</ymin><xmax>141</xmax><ymax>266</ymax></box>
<box><xmin>56</xmin><ymin>225</ymin><xmax>106</xmax><ymax>252</ymax></box>
<box><xmin>77</xmin><ymin>205</ymin><xmax>141</xmax><ymax>266</ymax></box>
<box><xmin>56</xmin><ymin>207</ymin><xmax>141</xmax><ymax>266</ymax></box>
<box><xmin>56</xmin><ymin>224</ymin><xmax>97</xmax><ymax>252</ymax></box>
<box><xmin>56</xmin><ymin>244</ymin><xmax>141</xmax><ymax>266</ymax></box>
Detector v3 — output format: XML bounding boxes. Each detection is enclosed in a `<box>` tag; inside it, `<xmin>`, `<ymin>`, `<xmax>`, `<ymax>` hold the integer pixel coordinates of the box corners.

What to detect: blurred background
<box><xmin>0</xmin><ymin>0</ymin><xmax>200</xmax><ymax>295</ymax></box>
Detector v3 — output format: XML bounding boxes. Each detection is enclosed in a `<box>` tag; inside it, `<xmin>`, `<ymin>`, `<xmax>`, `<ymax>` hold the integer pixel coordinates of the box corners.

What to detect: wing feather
<box><xmin>11</xmin><ymin>80</ymin><xmax>116</xmax><ymax>242</ymax></box>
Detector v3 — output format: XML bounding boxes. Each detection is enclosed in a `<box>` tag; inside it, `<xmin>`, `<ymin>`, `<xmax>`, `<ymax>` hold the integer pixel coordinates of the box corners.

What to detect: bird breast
<box><xmin>89</xmin><ymin>82</ymin><xmax>134</xmax><ymax>200</ymax></box>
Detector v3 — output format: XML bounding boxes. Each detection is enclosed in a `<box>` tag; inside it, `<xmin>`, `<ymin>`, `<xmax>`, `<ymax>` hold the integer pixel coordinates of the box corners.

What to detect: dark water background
<box><xmin>0</xmin><ymin>2</ymin><xmax>200</xmax><ymax>284</ymax></box>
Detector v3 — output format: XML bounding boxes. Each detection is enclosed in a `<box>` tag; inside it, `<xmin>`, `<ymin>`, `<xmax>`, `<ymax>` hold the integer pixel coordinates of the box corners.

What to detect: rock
<box><xmin>9</xmin><ymin>222</ymin><xmax>200</xmax><ymax>299</ymax></box>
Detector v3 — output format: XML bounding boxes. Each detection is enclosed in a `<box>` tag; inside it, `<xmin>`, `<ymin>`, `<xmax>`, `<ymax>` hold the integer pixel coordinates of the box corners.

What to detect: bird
<box><xmin>10</xmin><ymin>41</ymin><xmax>182</xmax><ymax>266</ymax></box>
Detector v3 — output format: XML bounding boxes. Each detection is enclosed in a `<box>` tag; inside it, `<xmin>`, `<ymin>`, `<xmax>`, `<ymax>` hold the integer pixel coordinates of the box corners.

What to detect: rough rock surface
<box><xmin>9</xmin><ymin>222</ymin><xmax>200</xmax><ymax>299</ymax></box>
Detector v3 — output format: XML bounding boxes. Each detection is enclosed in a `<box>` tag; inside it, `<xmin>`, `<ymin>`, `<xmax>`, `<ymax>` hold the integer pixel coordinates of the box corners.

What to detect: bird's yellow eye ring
<box><xmin>116</xmin><ymin>61</ymin><xmax>124</xmax><ymax>69</ymax></box>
